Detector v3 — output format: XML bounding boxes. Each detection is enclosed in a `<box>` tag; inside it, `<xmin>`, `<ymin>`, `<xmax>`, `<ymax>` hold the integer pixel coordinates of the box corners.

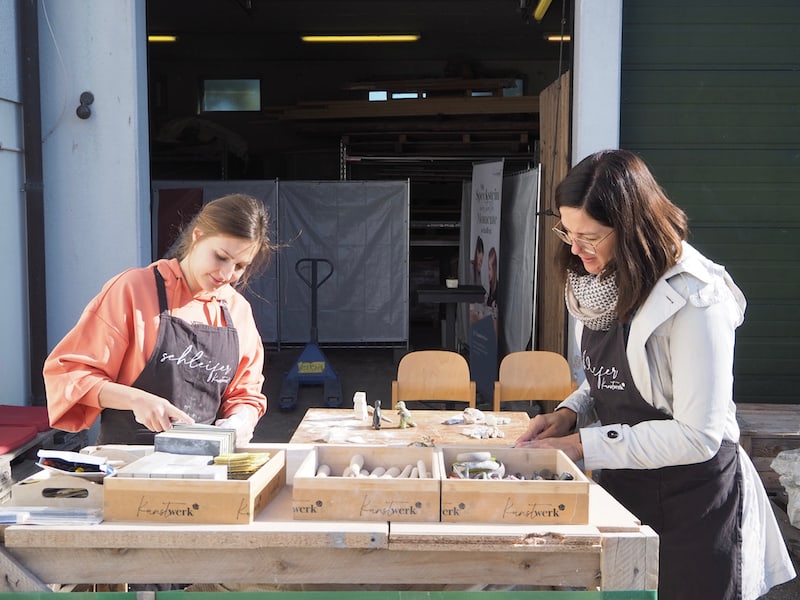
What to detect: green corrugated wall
<box><xmin>620</xmin><ymin>0</ymin><xmax>800</xmax><ymax>404</ymax></box>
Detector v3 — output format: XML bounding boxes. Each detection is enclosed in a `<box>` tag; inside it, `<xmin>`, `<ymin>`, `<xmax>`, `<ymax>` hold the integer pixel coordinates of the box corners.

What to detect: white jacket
<box><xmin>558</xmin><ymin>241</ymin><xmax>795</xmax><ymax>598</ymax></box>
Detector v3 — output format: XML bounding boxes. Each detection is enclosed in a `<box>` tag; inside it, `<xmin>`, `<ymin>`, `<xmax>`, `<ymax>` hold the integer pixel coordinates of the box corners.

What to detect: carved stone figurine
<box><xmin>373</xmin><ymin>400</ymin><xmax>382</xmax><ymax>430</ymax></box>
<box><xmin>396</xmin><ymin>401</ymin><xmax>417</xmax><ymax>429</ymax></box>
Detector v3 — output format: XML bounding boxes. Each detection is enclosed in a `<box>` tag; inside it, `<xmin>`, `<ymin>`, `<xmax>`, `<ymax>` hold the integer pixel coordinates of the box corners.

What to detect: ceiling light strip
<box><xmin>301</xmin><ymin>34</ymin><xmax>420</xmax><ymax>43</ymax></box>
<box><xmin>148</xmin><ymin>35</ymin><xmax>178</xmax><ymax>43</ymax></box>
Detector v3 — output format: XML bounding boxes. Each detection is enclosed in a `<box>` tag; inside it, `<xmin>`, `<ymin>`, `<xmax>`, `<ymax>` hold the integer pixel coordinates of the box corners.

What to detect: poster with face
<box><xmin>469</xmin><ymin>159</ymin><xmax>503</xmax><ymax>399</ymax></box>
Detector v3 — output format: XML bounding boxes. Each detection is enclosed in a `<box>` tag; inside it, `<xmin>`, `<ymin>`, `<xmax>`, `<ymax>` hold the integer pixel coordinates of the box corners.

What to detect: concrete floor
<box><xmin>253</xmin><ymin>323</ymin><xmax>442</xmax><ymax>443</ymax></box>
<box><xmin>252</xmin><ymin>322</ymin><xmax>800</xmax><ymax>599</ymax></box>
<box><xmin>253</xmin><ymin>345</ymin><xmax>402</xmax><ymax>443</ymax></box>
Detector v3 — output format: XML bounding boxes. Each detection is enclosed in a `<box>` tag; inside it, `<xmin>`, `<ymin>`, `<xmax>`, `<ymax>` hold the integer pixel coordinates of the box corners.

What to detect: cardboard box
<box><xmin>440</xmin><ymin>447</ymin><xmax>590</xmax><ymax>524</ymax></box>
<box><xmin>103</xmin><ymin>449</ymin><xmax>286</xmax><ymax>524</ymax></box>
<box><xmin>292</xmin><ymin>445</ymin><xmax>442</xmax><ymax>522</ymax></box>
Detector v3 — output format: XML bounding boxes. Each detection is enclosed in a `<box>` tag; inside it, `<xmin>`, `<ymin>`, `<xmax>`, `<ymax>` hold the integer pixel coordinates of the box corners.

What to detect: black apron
<box><xmin>98</xmin><ymin>267</ymin><xmax>240</xmax><ymax>445</ymax></box>
<box><xmin>582</xmin><ymin>321</ymin><xmax>742</xmax><ymax>600</ymax></box>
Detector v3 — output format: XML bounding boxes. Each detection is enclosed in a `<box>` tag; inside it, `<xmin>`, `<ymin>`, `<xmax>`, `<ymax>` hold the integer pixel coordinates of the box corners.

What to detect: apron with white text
<box><xmin>98</xmin><ymin>267</ymin><xmax>240</xmax><ymax>445</ymax></box>
<box><xmin>582</xmin><ymin>321</ymin><xmax>742</xmax><ymax>600</ymax></box>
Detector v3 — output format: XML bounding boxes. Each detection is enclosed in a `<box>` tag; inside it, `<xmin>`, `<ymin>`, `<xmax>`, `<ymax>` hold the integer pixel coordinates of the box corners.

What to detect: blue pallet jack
<box><xmin>278</xmin><ymin>258</ymin><xmax>343</xmax><ymax>411</ymax></box>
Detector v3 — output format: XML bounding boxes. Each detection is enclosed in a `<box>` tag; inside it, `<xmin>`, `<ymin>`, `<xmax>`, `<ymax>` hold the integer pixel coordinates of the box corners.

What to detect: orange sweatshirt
<box><xmin>43</xmin><ymin>259</ymin><xmax>267</xmax><ymax>432</ymax></box>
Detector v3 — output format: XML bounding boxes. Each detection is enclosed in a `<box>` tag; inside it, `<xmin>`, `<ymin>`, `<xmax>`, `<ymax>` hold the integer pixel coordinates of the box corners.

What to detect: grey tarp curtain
<box><xmin>278</xmin><ymin>180</ymin><xmax>409</xmax><ymax>345</ymax></box>
<box><xmin>152</xmin><ymin>180</ymin><xmax>409</xmax><ymax>346</ymax></box>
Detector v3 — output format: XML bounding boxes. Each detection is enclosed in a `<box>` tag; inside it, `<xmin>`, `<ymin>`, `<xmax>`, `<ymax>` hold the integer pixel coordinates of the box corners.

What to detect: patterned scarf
<box><xmin>565</xmin><ymin>271</ymin><xmax>619</xmax><ymax>331</ymax></box>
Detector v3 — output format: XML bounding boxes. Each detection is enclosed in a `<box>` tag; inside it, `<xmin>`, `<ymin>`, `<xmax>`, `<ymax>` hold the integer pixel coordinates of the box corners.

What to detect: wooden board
<box><xmin>3</xmin><ymin>484</ymin><xmax>655</xmax><ymax>590</ymax></box>
<box><xmin>736</xmin><ymin>403</ymin><xmax>800</xmax><ymax>496</ymax></box>
<box><xmin>290</xmin><ymin>408</ymin><xmax>530</xmax><ymax>447</ymax></box>
<box><xmin>0</xmin><ymin>546</ymin><xmax>50</xmax><ymax>592</ymax></box>
<box><xmin>267</xmin><ymin>95</ymin><xmax>539</xmax><ymax>121</ymax></box>
<box><xmin>736</xmin><ymin>403</ymin><xmax>800</xmax><ymax>441</ymax></box>
<box><xmin>537</xmin><ymin>70</ymin><xmax>571</xmax><ymax>354</ymax></box>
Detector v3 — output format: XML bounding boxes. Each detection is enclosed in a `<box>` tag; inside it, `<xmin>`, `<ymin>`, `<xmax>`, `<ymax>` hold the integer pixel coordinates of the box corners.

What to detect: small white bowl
<box><xmin>445</xmin><ymin>278</ymin><xmax>459</xmax><ymax>288</ymax></box>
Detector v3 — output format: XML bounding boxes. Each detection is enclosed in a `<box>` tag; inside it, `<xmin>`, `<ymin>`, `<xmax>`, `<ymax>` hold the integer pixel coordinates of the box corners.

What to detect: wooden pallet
<box><xmin>736</xmin><ymin>402</ymin><xmax>800</xmax><ymax>499</ymax></box>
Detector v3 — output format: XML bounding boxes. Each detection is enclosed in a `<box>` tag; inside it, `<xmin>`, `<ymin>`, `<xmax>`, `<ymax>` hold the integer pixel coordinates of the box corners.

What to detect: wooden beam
<box><xmin>266</xmin><ymin>96</ymin><xmax>539</xmax><ymax>121</ymax></box>
<box><xmin>342</xmin><ymin>77</ymin><xmax>519</xmax><ymax>94</ymax></box>
<box><xmin>0</xmin><ymin>546</ymin><xmax>50</xmax><ymax>592</ymax></box>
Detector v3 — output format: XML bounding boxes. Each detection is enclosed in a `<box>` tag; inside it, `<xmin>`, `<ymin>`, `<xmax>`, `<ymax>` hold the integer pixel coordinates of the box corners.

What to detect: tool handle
<box><xmin>295</xmin><ymin>258</ymin><xmax>334</xmax><ymax>289</ymax></box>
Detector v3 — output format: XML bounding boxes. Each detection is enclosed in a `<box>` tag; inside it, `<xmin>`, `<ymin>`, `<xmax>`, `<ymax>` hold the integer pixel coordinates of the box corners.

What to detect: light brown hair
<box><xmin>169</xmin><ymin>193</ymin><xmax>273</xmax><ymax>289</ymax></box>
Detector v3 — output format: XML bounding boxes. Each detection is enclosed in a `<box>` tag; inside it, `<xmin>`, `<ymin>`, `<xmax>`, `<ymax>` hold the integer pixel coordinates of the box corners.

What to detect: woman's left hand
<box><xmin>517</xmin><ymin>432</ymin><xmax>584</xmax><ymax>463</ymax></box>
<box><xmin>215</xmin><ymin>407</ymin><xmax>259</xmax><ymax>447</ymax></box>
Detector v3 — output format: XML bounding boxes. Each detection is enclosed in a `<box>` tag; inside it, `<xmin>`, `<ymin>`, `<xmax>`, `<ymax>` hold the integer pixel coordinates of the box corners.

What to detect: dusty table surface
<box><xmin>289</xmin><ymin>407</ymin><xmax>531</xmax><ymax>446</ymax></box>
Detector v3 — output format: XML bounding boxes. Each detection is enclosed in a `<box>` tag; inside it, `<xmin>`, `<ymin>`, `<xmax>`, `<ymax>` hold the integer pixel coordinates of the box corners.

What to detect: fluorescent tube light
<box><xmin>533</xmin><ymin>0</ymin><xmax>553</xmax><ymax>22</ymax></box>
<box><xmin>148</xmin><ymin>35</ymin><xmax>178</xmax><ymax>43</ymax></box>
<box><xmin>301</xmin><ymin>34</ymin><xmax>420</xmax><ymax>43</ymax></box>
<box><xmin>544</xmin><ymin>34</ymin><xmax>571</xmax><ymax>42</ymax></box>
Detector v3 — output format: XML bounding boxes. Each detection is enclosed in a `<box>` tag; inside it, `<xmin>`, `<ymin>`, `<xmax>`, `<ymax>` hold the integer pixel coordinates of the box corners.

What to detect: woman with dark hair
<box><xmin>45</xmin><ymin>193</ymin><xmax>273</xmax><ymax>447</ymax></box>
<box><xmin>515</xmin><ymin>149</ymin><xmax>795</xmax><ymax>599</ymax></box>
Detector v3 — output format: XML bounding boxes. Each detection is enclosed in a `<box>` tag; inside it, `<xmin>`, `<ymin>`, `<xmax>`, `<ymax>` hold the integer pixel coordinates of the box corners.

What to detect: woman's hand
<box><xmin>98</xmin><ymin>381</ymin><xmax>194</xmax><ymax>432</ymax></box>
<box><xmin>515</xmin><ymin>408</ymin><xmax>577</xmax><ymax>446</ymax></box>
<box><xmin>215</xmin><ymin>407</ymin><xmax>259</xmax><ymax>447</ymax></box>
<box><xmin>522</xmin><ymin>433</ymin><xmax>584</xmax><ymax>463</ymax></box>
<box><xmin>515</xmin><ymin>409</ymin><xmax>583</xmax><ymax>463</ymax></box>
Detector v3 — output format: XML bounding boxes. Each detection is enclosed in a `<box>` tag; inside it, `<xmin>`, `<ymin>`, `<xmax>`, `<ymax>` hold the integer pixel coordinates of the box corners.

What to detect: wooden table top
<box><xmin>289</xmin><ymin>408</ymin><xmax>531</xmax><ymax>447</ymax></box>
<box><xmin>735</xmin><ymin>402</ymin><xmax>800</xmax><ymax>437</ymax></box>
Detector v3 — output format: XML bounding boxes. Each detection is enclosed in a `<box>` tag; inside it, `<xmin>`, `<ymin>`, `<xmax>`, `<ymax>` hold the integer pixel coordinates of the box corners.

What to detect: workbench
<box><xmin>0</xmin><ymin>444</ymin><xmax>657</xmax><ymax>593</ymax></box>
<box><xmin>289</xmin><ymin>408</ymin><xmax>530</xmax><ymax>446</ymax></box>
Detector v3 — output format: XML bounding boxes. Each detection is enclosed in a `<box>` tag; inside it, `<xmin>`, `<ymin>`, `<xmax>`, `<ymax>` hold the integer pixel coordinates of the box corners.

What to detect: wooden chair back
<box><xmin>391</xmin><ymin>350</ymin><xmax>476</xmax><ymax>409</ymax></box>
<box><xmin>493</xmin><ymin>350</ymin><xmax>575</xmax><ymax>412</ymax></box>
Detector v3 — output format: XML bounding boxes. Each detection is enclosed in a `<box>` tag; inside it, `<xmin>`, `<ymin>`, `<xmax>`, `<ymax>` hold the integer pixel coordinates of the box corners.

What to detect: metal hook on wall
<box><xmin>76</xmin><ymin>91</ymin><xmax>94</xmax><ymax>119</ymax></box>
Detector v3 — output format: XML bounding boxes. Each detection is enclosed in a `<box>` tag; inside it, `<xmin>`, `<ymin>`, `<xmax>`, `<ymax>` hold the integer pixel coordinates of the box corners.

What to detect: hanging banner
<box><xmin>469</xmin><ymin>159</ymin><xmax>503</xmax><ymax>401</ymax></box>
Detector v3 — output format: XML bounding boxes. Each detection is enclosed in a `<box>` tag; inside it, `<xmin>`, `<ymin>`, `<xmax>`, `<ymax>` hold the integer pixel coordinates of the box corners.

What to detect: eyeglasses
<box><xmin>551</xmin><ymin>221</ymin><xmax>613</xmax><ymax>255</ymax></box>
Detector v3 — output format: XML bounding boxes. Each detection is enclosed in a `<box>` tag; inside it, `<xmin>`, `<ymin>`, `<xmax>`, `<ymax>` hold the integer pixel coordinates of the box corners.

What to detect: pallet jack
<box><xmin>278</xmin><ymin>258</ymin><xmax>343</xmax><ymax>410</ymax></box>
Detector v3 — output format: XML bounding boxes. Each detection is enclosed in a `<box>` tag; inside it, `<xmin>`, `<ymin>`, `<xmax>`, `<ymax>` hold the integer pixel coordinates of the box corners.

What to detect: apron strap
<box><xmin>153</xmin><ymin>267</ymin><xmax>169</xmax><ymax>314</ymax></box>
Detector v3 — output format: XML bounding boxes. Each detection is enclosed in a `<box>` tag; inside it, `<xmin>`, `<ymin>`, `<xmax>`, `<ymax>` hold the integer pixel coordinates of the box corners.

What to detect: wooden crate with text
<box><xmin>103</xmin><ymin>449</ymin><xmax>285</xmax><ymax>524</ymax></box>
<box><xmin>292</xmin><ymin>445</ymin><xmax>442</xmax><ymax>522</ymax></box>
<box><xmin>440</xmin><ymin>447</ymin><xmax>590</xmax><ymax>524</ymax></box>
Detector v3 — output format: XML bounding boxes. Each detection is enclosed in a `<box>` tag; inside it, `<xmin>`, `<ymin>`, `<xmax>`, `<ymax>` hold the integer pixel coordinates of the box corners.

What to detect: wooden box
<box><xmin>292</xmin><ymin>445</ymin><xmax>442</xmax><ymax>522</ymax></box>
<box><xmin>11</xmin><ymin>471</ymin><xmax>104</xmax><ymax>509</ymax></box>
<box><xmin>440</xmin><ymin>447</ymin><xmax>590</xmax><ymax>524</ymax></box>
<box><xmin>103</xmin><ymin>449</ymin><xmax>286</xmax><ymax>524</ymax></box>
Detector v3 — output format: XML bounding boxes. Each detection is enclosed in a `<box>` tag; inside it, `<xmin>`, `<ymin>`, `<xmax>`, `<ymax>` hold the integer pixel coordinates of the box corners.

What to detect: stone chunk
<box><xmin>771</xmin><ymin>448</ymin><xmax>800</xmax><ymax>528</ymax></box>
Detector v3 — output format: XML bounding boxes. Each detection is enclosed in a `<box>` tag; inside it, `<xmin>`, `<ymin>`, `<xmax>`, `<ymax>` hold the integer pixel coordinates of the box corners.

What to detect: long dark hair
<box><xmin>168</xmin><ymin>193</ymin><xmax>273</xmax><ymax>289</ymax></box>
<box><xmin>554</xmin><ymin>149</ymin><xmax>688</xmax><ymax>320</ymax></box>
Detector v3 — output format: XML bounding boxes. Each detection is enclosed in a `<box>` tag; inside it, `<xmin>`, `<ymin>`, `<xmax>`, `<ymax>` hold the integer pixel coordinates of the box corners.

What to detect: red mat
<box><xmin>0</xmin><ymin>425</ymin><xmax>39</xmax><ymax>454</ymax></box>
<box><xmin>0</xmin><ymin>405</ymin><xmax>50</xmax><ymax>432</ymax></box>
